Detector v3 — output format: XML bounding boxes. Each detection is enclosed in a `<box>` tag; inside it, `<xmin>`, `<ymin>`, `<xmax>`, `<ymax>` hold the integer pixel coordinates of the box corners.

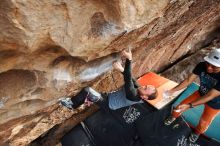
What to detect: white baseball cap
<box><xmin>204</xmin><ymin>49</ymin><xmax>220</xmax><ymax>67</ymax></box>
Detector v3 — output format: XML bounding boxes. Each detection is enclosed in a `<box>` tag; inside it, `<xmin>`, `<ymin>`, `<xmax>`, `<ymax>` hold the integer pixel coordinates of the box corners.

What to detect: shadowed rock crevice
<box><xmin>0</xmin><ymin>50</ymin><xmax>25</xmax><ymax>73</ymax></box>
<box><xmin>193</xmin><ymin>25</ymin><xmax>220</xmax><ymax>50</ymax></box>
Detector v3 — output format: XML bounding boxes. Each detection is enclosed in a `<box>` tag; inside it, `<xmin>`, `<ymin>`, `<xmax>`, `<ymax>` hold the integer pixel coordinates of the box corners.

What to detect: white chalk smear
<box><xmin>79</xmin><ymin>58</ymin><xmax>115</xmax><ymax>81</ymax></box>
<box><xmin>53</xmin><ymin>69</ymin><xmax>72</xmax><ymax>82</ymax></box>
<box><xmin>0</xmin><ymin>96</ymin><xmax>10</xmax><ymax>108</ymax></box>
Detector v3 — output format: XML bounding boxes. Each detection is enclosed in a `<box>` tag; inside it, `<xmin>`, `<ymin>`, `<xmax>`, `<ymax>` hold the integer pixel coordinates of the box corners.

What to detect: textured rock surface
<box><xmin>161</xmin><ymin>48</ymin><xmax>211</xmax><ymax>83</ymax></box>
<box><xmin>162</xmin><ymin>36</ymin><xmax>220</xmax><ymax>82</ymax></box>
<box><xmin>0</xmin><ymin>0</ymin><xmax>220</xmax><ymax>145</ymax></box>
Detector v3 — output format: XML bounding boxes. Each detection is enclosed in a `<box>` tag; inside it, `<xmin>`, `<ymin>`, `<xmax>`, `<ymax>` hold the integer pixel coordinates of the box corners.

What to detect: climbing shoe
<box><xmin>189</xmin><ymin>132</ymin><xmax>199</xmax><ymax>143</ymax></box>
<box><xmin>164</xmin><ymin>116</ymin><xmax>176</xmax><ymax>126</ymax></box>
<box><xmin>59</xmin><ymin>97</ymin><xmax>74</xmax><ymax>109</ymax></box>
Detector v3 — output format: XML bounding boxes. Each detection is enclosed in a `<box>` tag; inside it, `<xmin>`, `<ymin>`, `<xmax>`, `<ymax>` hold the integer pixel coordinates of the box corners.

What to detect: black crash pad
<box><xmin>61</xmin><ymin>109</ymin><xmax>144</xmax><ymax>146</ymax></box>
<box><xmin>136</xmin><ymin>107</ymin><xmax>220</xmax><ymax>146</ymax></box>
<box><xmin>61</xmin><ymin>97</ymin><xmax>220</xmax><ymax>146</ymax></box>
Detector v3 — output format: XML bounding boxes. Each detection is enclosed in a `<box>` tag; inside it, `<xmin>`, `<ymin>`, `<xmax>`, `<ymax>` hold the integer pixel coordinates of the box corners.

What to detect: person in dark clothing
<box><xmin>60</xmin><ymin>49</ymin><xmax>158</xmax><ymax>146</ymax></box>
<box><xmin>60</xmin><ymin>49</ymin><xmax>157</xmax><ymax>110</ymax></box>
<box><xmin>164</xmin><ymin>49</ymin><xmax>220</xmax><ymax>143</ymax></box>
